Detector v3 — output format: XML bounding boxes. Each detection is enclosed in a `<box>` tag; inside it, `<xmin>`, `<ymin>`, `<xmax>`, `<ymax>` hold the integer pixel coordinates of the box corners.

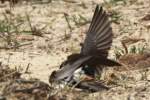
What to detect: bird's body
<box><xmin>49</xmin><ymin>5</ymin><xmax>121</xmax><ymax>91</ymax></box>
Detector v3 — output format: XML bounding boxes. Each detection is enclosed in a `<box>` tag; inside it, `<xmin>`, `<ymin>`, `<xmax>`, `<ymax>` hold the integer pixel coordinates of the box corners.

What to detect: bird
<box><xmin>49</xmin><ymin>5</ymin><xmax>121</xmax><ymax>90</ymax></box>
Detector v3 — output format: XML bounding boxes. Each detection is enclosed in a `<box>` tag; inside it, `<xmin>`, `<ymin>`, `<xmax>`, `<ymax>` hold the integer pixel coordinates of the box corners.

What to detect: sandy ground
<box><xmin>0</xmin><ymin>0</ymin><xmax>150</xmax><ymax>85</ymax></box>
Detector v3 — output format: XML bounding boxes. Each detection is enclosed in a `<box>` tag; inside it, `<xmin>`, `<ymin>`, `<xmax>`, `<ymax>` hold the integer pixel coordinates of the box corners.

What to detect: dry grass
<box><xmin>0</xmin><ymin>0</ymin><xmax>150</xmax><ymax>99</ymax></box>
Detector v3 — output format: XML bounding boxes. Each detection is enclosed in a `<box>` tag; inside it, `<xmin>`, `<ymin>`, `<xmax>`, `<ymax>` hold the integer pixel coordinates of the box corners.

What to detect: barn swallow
<box><xmin>49</xmin><ymin>5</ymin><xmax>121</xmax><ymax>88</ymax></box>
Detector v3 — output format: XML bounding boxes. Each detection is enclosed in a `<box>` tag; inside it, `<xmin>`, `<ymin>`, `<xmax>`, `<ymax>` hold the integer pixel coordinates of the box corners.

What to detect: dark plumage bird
<box><xmin>49</xmin><ymin>5</ymin><xmax>121</xmax><ymax>90</ymax></box>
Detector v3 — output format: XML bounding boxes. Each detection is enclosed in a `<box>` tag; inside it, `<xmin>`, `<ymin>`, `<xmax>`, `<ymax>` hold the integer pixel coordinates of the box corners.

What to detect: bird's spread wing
<box><xmin>81</xmin><ymin>5</ymin><xmax>112</xmax><ymax>57</ymax></box>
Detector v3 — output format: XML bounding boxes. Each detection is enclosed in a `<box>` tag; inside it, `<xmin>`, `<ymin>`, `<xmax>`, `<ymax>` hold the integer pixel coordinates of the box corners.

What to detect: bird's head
<box><xmin>49</xmin><ymin>70</ymin><xmax>68</xmax><ymax>91</ymax></box>
<box><xmin>49</xmin><ymin>61</ymin><xmax>67</xmax><ymax>84</ymax></box>
<box><xmin>49</xmin><ymin>70</ymin><xmax>69</xmax><ymax>84</ymax></box>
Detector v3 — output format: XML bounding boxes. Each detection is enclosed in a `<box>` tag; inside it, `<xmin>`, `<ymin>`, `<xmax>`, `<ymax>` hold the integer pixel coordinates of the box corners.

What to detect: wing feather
<box><xmin>81</xmin><ymin>5</ymin><xmax>112</xmax><ymax>57</ymax></box>
<box><xmin>88</xmin><ymin>5</ymin><xmax>102</xmax><ymax>33</ymax></box>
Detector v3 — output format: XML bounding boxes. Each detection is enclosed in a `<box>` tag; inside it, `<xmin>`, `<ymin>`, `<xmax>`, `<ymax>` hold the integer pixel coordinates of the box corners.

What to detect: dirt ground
<box><xmin>0</xmin><ymin>0</ymin><xmax>150</xmax><ymax>99</ymax></box>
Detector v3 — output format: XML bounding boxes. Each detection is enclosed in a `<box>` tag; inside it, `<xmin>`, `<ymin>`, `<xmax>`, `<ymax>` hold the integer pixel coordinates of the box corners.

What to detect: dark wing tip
<box><xmin>96</xmin><ymin>4</ymin><xmax>99</xmax><ymax>10</ymax></box>
<box><xmin>81</xmin><ymin>5</ymin><xmax>113</xmax><ymax>57</ymax></box>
